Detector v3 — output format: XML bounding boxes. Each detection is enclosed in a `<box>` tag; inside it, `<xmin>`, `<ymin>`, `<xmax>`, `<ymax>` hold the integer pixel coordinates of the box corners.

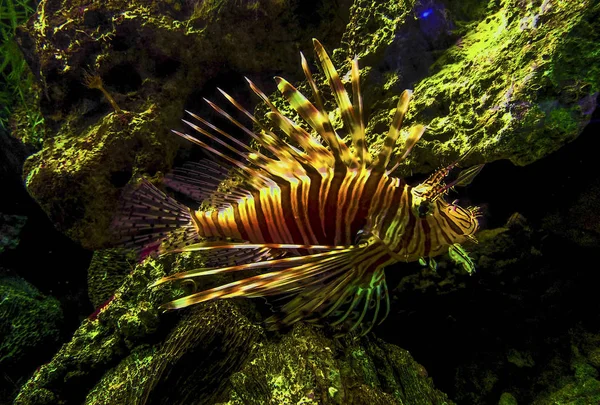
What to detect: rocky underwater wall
<box><xmin>1</xmin><ymin>0</ymin><xmax>599</xmax><ymax>404</ymax></box>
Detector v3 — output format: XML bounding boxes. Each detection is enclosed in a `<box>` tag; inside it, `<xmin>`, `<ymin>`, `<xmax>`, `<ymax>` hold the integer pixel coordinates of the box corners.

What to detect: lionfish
<box><xmin>115</xmin><ymin>39</ymin><xmax>483</xmax><ymax>336</ymax></box>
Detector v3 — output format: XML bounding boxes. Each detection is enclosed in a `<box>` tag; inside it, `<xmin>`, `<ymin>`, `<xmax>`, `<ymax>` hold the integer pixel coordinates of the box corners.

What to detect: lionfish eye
<box><xmin>354</xmin><ymin>229</ymin><xmax>371</xmax><ymax>244</ymax></box>
<box><xmin>418</xmin><ymin>202</ymin><xmax>431</xmax><ymax>217</ymax></box>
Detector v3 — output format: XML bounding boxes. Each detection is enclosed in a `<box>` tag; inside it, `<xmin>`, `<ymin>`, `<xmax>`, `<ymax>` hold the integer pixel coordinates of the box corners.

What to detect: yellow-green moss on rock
<box><xmin>408</xmin><ymin>0</ymin><xmax>600</xmax><ymax>168</ymax></box>
<box><xmin>15</xmin><ymin>246</ymin><xmax>453</xmax><ymax>405</ymax></box>
<box><xmin>221</xmin><ymin>323</ymin><xmax>452</xmax><ymax>405</ymax></box>
<box><xmin>16</xmin><ymin>0</ymin><xmax>348</xmax><ymax>249</ymax></box>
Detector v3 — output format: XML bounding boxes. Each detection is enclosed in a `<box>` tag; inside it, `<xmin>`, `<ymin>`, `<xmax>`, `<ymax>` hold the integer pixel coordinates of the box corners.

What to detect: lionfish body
<box><xmin>116</xmin><ymin>39</ymin><xmax>481</xmax><ymax>336</ymax></box>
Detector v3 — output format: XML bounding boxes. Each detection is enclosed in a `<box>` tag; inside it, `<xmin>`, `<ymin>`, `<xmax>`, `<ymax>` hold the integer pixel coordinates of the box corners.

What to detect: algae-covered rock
<box><xmin>542</xmin><ymin>178</ymin><xmax>600</xmax><ymax>249</ymax></box>
<box><xmin>339</xmin><ymin>0</ymin><xmax>599</xmax><ymax>171</ymax></box>
<box><xmin>0</xmin><ymin>276</ymin><xmax>63</xmax><ymax>403</ymax></box>
<box><xmin>14</xmin><ymin>249</ymin><xmax>267</xmax><ymax>405</ymax></box>
<box><xmin>13</xmin><ymin>255</ymin><xmax>169</xmax><ymax>405</ymax></box>
<box><xmin>499</xmin><ymin>392</ymin><xmax>518</xmax><ymax>405</ymax></box>
<box><xmin>16</xmin><ymin>250</ymin><xmax>453</xmax><ymax>405</ymax></box>
<box><xmin>0</xmin><ymin>276</ymin><xmax>63</xmax><ymax>367</ymax></box>
<box><xmin>15</xmin><ymin>0</ymin><xmax>348</xmax><ymax>249</ymax></box>
<box><xmin>22</xmin><ymin>104</ymin><xmax>179</xmax><ymax>249</ymax></box>
<box><xmin>219</xmin><ymin>323</ymin><xmax>452</xmax><ymax>405</ymax></box>
<box><xmin>87</xmin><ymin>248</ymin><xmax>138</xmax><ymax>308</ymax></box>
<box><xmin>84</xmin><ymin>301</ymin><xmax>264</xmax><ymax>405</ymax></box>
<box><xmin>531</xmin><ymin>327</ymin><xmax>600</xmax><ymax>405</ymax></box>
<box><xmin>533</xmin><ymin>378</ymin><xmax>600</xmax><ymax>405</ymax></box>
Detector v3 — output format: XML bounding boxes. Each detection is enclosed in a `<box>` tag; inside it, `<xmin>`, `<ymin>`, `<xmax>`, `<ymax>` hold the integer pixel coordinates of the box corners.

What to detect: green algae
<box><xmin>15</xmin><ymin>0</ymin><xmax>599</xmax><ymax>250</ymax></box>
<box><xmin>0</xmin><ymin>277</ymin><xmax>63</xmax><ymax>366</ymax></box>
<box><xmin>499</xmin><ymin>392</ymin><xmax>519</xmax><ymax>405</ymax></box>
<box><xmin>23</xmin><ymin>105</ymin><xmax>178</xmax><ymax>249</ymax></box>
<box><xmin>0</xmin><ymin>277</ymin><xmax>63</xmax><ymax>403</ymax></box>
<box><xmin>549</xmin><ymin>2</ymin><xmax>600</xmax><ymax>93</ymax></box>
<box><xmin>13</xmin><ymin>256</ymin><xmax>169</xmax><ymax>405</ymax></box>
<box><xmin>221</xmin><ymin>324</ymin><xmax>452</xmax><ymax>405</ymax></box>
<box><xmin>84</xmin><ymin>345</ymin><xmax>158</xmax><ymax>405</ymax></box>
<box><xmin>84</xmin><ymin>299</ymin><xmax>264</xmax><ymax>405</ymax></box>
<box><xmin>409</xmin><ymin>0</ymin><xmax>599</xmax><ymax>168</ymax></box>
<box><xmin>87</xmin><ymin>248</ymin><xmax>138</xmax><ymax>308</ymax></box>
<box><xmin>15</xmin><ymin>0</ymin><xmax>347</xmax><ymax>249</ymax></box>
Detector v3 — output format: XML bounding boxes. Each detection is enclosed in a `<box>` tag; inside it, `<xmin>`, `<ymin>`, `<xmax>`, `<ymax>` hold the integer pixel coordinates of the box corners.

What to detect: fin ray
<box><xmin>112</xmin><ymin>179</ymin><xmax>198</xmax><ymax>257</ymax></box>
<box><xmin>158</xmin><ymin>249</ymin><xmax>357</xmax><ymax>310</ymax></box>
<box><xmin>372</xmin><ymin>89</ymin><xmax>415</xmax><ymax>171</ymax></box>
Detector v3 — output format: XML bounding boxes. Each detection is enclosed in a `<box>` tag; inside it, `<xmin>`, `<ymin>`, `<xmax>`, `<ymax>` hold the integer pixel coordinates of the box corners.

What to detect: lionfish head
<box><xmin>410</xmin><ymin>162</ymin><xmax>482</xmax><ymax>242</ymax></box>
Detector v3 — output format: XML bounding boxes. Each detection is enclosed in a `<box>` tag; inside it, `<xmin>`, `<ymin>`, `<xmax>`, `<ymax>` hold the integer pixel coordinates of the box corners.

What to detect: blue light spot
<box><xmin>420</xmin><ymin>8</ymin><xmax>433</xmax><ymax>18</ymax></box>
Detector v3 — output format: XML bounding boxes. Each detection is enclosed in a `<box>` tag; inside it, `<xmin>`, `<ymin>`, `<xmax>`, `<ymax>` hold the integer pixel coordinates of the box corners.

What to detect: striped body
<box><xmin>189</xmin><ymin>167</ymin><xmax>387</xmax><ymax>246</ymax></box>
<box><xmin>190</xmin><ymin>167</ymin><xmax>476</xmax><ymax>263</ymax></box>
<box><xmin>115</xmin><ymin>39</ymin><xmax>481</xmax><ymax>336</ymax></box>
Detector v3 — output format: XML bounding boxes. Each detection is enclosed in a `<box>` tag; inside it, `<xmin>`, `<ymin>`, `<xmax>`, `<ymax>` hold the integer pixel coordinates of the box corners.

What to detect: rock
<box><xmin>14</xmin><ymin>256</ymin><xmax>168</xmax><ymax>405</ymax></box>
<box><xmin>499</xmin><ymin>392</ymin><xmax>518</xmax><ymax>405</ymax></box>
<box><xmin>14</xmin><ymin>0</ymin><xmax>600</xmax><ymax>248</ymax></box>
<box><xmin>0</xmin><ymin>214</ymin><xmax>27</xmax><ymax>254</ymax></box>
<box><xmin>542</xmin><ymin>178</ymin><xmax>600</xmax><ymax>249</ymax></box>
<box><xmin>16</xmin><ymin>250</ymin><xmax>452</xmax><ymax>405</ymax></box>
<box><xmin>0</xmin><ymin>277</ymin><xmax>63</xmax><ymax>402</ymax></box>
<box><xmin>407</xmin><ymin>0</ymin><xmax>600</xmax><ymax>168</ymax></box>
<box><xmin>220</xmin><ymin>324</ymin><xmax>451</xmax><ymax>405</ymax></box>
<box><xmin>531</xmin><ymin>326</ymin><xmax>600</xmax><ymax>405</ymax></box>
<box><xmin>87</xmin><ymin>248</ymin><xmax>138</xmax><ymax>309</ymax></box>
<box><xmin>15</xmin><ymin>0</ymin><xmax>349</xmax><ymax>249</ymax></box>
<box><xmin>84</xmin><ymin>302</ymin><xmax>263</xmax><ymax>405</ymax></box>
<box><xmin>0</xmin><ymin>277</ymin><xmax>63</xmax><ymax>367</ymax></box>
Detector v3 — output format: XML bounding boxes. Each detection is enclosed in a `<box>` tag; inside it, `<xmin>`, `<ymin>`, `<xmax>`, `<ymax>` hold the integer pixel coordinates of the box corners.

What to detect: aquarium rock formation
<box><xmin>5</xmin><ymin>0</ymin><xmax>600</xmax><ymax>404</ymax></box>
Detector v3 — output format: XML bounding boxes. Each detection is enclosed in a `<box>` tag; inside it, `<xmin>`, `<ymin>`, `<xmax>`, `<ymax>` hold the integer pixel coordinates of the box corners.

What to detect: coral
<box><xmin>82</xmin><ymin>72</ymin><xmax>123</xmax><ymax>114</ymax></box>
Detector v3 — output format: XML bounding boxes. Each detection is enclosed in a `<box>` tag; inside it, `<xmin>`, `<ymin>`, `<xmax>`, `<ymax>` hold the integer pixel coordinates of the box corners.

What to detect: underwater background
<box><xmin>1</xmin><ymin>0</ymin><xmax>600</xmax><ymax>404</ymax></box>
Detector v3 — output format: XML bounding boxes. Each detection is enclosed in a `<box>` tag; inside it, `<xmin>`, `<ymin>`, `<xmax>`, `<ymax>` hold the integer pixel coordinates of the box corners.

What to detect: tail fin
<box><xmin>112</xmin><ymin>179</ymin><xmax>199</xmax><ymax>259</ymax></box>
